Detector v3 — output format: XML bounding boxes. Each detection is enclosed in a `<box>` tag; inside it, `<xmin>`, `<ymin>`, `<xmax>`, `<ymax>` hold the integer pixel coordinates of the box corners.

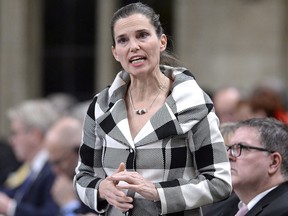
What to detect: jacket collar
<box><xmin>96</xmin><ymin>65</ymin><xmax>212</xmax><ymax>147</ymax></box>
<box><xmin>246</xmin><ymin>182</ymin><xmax>288</xmax><ymax>216</ymax></box>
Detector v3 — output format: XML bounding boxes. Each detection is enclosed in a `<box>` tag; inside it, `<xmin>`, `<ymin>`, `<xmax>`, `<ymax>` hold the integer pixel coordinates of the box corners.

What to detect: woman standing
<box><xmin>74</xmin><ymin>2</ymin><xmax>232</xmax><ymax>215</ymax></box>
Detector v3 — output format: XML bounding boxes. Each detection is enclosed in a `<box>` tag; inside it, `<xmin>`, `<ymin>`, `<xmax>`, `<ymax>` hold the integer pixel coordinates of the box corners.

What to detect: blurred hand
<box><xmin>0</xmin><ymin>192</ymin><xmax>12</xmax><ymax>214</ymax></box>
<box><xmin>51</xmin><ymin>175</ymin><xmax>77</xmax><ymax>206</ymax></box>
<box><xmin>98</xmin><ymin>162</ymin><xmax>133</xmax><ymax>212</ymax></box>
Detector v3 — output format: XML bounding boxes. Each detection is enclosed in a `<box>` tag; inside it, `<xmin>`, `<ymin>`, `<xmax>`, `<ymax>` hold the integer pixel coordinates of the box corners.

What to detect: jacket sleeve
<box><xmin>155</xmin><ymin>109</ymin><xmax>232</xmax><ymax>215</ymax></box>
<box><xmin>73</xmin><ymin>96</ymin><xmax>109</xmax><ymax>214</ymax></box>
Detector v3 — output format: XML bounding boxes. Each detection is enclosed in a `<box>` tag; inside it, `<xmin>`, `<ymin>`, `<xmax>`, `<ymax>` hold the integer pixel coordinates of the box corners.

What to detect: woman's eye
<box><xmin>139</xmin><ymin>32</ymin><xmax>149</xmax><ymax>38</ymax></box>
<box><xmin>117</xmin><ymin>37</ymin><xmax>127</xmax><ymax>44</ymax></box>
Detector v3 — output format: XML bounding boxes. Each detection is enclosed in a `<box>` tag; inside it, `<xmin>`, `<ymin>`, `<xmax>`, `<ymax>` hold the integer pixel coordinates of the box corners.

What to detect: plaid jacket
<box><xmin>74</xmin><ymin>65</ymin><xmax>232</xmax><ymax>215</ymax></box>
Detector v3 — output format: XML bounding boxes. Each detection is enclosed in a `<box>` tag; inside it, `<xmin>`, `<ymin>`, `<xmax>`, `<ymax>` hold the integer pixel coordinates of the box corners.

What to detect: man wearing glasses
<box><xmin>225</xmin><ymin>118</ymin><xmax>288</xmax><ymax>216</ymax></box>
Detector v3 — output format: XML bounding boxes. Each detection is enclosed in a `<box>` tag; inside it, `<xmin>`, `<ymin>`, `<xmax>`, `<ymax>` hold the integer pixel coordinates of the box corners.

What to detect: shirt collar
<box><xmin>240</xmin><ymin>185</ymin><xmax>278</xmax><ymax>210</ymax></box>
<box><xmin>30</xmin><ymin>150</ymin><xmax>48</xmax><ymax>176</ymax></box>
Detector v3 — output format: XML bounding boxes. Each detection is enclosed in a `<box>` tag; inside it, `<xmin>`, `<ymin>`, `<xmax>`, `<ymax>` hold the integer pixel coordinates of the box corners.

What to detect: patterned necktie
<box><xmin>235</xmin><ymin>203</ymin><xmax>249</xmax><ymax>216</ymax></box>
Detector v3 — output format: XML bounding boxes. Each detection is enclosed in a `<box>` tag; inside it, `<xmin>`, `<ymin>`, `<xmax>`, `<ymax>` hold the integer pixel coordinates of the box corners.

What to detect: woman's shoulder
<box><xmin>160</xmin><ymin>65</ymin><xmax>196</xmax><ymax>81</ymax></box>
<box><xmin>87</xmin><ymin>70</ymin><xmax>129</xmax><ymax>115</ymax></box>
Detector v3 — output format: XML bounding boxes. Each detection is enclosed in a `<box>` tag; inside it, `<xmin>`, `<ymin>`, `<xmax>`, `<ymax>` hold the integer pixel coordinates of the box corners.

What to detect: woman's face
<box><xmin>112</xmin><ymin>13</ymin><xmax>167</xmax><ymax>76</ymax></box>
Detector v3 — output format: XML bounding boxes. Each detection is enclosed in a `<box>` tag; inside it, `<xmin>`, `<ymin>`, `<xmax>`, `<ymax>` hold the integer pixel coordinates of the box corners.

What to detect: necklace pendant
<box><xmin>136</xmin><ymin>109</ymin><xmax>147</xmax><ymax>115</ymax></box>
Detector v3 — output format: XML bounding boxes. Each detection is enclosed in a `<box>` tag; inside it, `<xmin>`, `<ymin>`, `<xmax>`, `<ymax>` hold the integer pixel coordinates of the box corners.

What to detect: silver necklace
<box><xmin>129</xmin><ymin>89</ymin><xmax>161</xmax><ymax>115</ymax></box>
<box><xmin>128</xmin><ymin>78</ymin><xmax>166</xmax><ymax>115</ymax></box>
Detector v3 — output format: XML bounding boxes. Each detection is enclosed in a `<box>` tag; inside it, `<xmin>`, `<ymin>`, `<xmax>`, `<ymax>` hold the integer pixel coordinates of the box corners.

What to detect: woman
<box><xmin>74</xmin><ymin>2</ymin><xmax>232</xmax><ymax>215</ymax></box>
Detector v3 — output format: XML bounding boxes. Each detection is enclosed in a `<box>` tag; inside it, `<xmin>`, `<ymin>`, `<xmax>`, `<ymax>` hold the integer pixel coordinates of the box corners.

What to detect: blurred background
<box><xmin>0</xmin><ymin>0</ymin><xmax>288</xmax><ymax>137</ymax></box>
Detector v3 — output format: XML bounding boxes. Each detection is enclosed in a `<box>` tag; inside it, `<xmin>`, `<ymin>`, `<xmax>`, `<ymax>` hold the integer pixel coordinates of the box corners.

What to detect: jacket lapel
<box><xmin>96</xmin><ymin>66</ymin><xmax>213</xmax><ymax>148</ymax></box>
<box><xmin>97</xmin><ymin>96</ymin><xmax>182</xmax><ymax>148</ymax></box>
<box><xmin>246</xmin><ymin>182</ymin><xmax>288</xmax><ymax>216</ymax></box>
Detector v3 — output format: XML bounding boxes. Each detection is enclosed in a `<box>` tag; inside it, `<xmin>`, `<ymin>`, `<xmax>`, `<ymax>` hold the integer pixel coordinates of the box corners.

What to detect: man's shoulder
<box><xmin>247</xmin><ymin>182</ymin><xmax>288</xmax><ymax>216</ymax></box>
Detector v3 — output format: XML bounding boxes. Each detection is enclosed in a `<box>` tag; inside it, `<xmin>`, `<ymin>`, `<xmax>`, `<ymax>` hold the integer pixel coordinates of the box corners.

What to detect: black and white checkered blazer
<box><xmin>74</xmin><ymin>65</ymin><xmax>232</xmax><ymax>216</ymax></box>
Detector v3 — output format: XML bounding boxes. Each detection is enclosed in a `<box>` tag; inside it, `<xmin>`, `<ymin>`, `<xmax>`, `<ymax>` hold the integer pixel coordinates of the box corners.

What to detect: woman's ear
<box><xmin>112</xmin><ymin>46</ymin><xmax>120</xmax><ymax>62</ymax></box>
<box><xmin>160</xmin><ymin>34</ymin><xmax>167</xmax><ymax>52</ymax></box>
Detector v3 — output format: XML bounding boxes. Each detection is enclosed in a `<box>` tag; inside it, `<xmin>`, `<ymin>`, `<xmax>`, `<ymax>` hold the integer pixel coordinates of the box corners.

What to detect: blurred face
<box><xmin>9</xmin><ymin>120</ymin><xmax>34</xmax><ymax>162</ymax></box>
<box><xmin>49</xmin><ymin>147</ymin><xmax>78</xmax><ymax>179</ymax></box>
<box><xmin>45</xmin><ymin>134</ymin><xmax>78</xmax><ymax>179</ymax></box>
<box><xmin>228</xmin><ymin>127</ymin><xmax>271</xmax><ymax>191</ymax></box>
<box><xmin>213</xmin><ymin>88</ymin><xmax>240</xmax><ymax>123</ymax></box>
<box><xmin>112</xmin><ymin>13</ymin><xmax>167</xmax><ymax>76</ymax></box>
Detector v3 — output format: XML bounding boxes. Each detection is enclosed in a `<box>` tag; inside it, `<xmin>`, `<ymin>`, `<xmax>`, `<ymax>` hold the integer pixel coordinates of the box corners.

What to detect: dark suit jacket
<box><xmin>1</xmin><ymin>161</ymin><xmax>59</xmax><ymax>216</ymax></box>
<box><xmin>202</xmin><ymin>192</ymin><xmax>239</xmax><ymax>216</ymax></box>
<box><xmin>203</xmin><ymin>182</ymin><xmax>288</xmax><ymax>216</ymax></box>
<box><xmin>246</xmin><ymin>181</ymin><xmax>288</xmax><ymax>216</ymax></box>
<box><xmin>0</xmin><ymin>139</ymin><xmax>21</xmax><ymax>185</ymax></box>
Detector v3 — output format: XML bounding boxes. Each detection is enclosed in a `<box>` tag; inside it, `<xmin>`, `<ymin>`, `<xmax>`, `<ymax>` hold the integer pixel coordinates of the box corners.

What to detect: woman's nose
<box><xmin>129</xmin><ymin>39</ymin><xmax>140</xmax><ymax>52</ymax></box>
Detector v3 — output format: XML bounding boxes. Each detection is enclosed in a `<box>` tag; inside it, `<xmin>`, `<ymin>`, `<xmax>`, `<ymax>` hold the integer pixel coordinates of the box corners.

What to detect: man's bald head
<box><xmin>45</xmin><ymin>117</ymin><xmax>82</xmax><ymax>178</ymax></box>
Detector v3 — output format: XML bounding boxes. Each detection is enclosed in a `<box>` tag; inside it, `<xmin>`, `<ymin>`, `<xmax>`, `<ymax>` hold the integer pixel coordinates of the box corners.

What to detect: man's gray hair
<box><xmin>7</xmin><ymin>99</ymin><xmax>59</xmax><ymax>134</ymax></box>
<box><xmin>235</xmin><ymin>118</ymin><xmax>288</xmax><ymax>179</ymax></box>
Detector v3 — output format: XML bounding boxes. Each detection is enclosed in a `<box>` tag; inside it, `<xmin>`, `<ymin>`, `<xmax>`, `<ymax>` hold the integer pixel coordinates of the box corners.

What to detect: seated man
<box><xmin>0</xmin><ymin>99</ymin><xmax>59</xmax><ymax>216</ymax></box>
<box><xmin>225</xmin><ymin>118</ymin><xmax>288</xmax><ymax>216</ymax></box>
<box><xmin>44</xmin><ymin>116</ymin><xmax>97</xmax><ymax>216</ymax></box>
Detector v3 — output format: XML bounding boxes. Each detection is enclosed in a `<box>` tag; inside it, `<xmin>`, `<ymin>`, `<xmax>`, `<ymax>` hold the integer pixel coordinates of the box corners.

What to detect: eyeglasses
<box><xmin>226</xmin><ymin>143</ymin><xmax>274</xmax><ymax>158</ymax></box>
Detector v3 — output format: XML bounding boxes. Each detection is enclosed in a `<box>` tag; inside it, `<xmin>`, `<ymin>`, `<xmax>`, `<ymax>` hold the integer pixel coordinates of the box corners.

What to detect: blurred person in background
<box><xmin>233</xmin><ymin>99</ymin><xmax>256</xmax><ymax>122</ymax></box>
<box><xmin>44</xmin><ymin>116</ymin><xmax>97</xmax><ymax>216</ymax></box>
<box><xmin>258</xmin><ymin>78</ymin><xmax>288</xmax><ymax>112</ymax></box>
<box><xmin>46</xmin><ymin>93</ymin><xmax>78</xmax><ymax>117</ymax></box>
<box><xmin>69</xmin><ymin>100</ymin><xmax>90</xmax><ymax>123</ymax></box>
<box><xmin>219</xmin><ymin>122</ymin><xmax>238</xmax><ymax>144</ymax></box>
<box><xmin>222</xmin><ymin>85</ymin><xmax>288</xmax><ymax>124</ymax></box>
<box><xmin>249</xmin><ymin>86</ymin><xmax>288</xmax><ymax>124</ymax></box>
<box><xmin>213</xmin><ymin>86</ymin><xmax>241</xmax><ymax>123</ymax></box>
<box><xmin>0</xmin><ymin>99</ymin><xmax>59</xmax><ymax>216</ymax></box>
